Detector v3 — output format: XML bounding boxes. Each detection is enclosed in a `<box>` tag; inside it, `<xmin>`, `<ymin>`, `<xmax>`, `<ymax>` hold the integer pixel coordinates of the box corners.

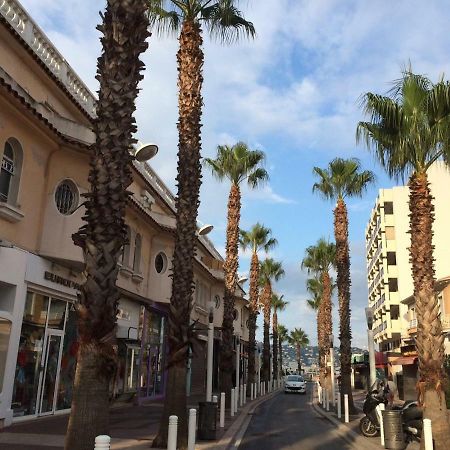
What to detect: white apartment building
<box><xmin>365</xmin><ymin>162</ymin><xmax>450</xmax><ymax>355</ymax></box>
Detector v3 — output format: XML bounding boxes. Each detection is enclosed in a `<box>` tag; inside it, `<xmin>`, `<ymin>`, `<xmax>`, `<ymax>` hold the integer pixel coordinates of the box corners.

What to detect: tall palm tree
<box><xmin>66</xmin><ymin>2</ymin><xmax>149</xmax><ymax>449</ymax></box>
<box><xmin>289</xmin><ymin>328</ymin><xmax>309</xmax><ymax>374</ymax></box>
<box><xmin>277</xmin><ymin>324</ymin><xmax>289</xmax><ymax>376</ymax></box>
<box><xmin>271</xmin><ymin>294</ymin><xmax>288</xmax><ymax>380</ymax></box>
<box><xmin>148</xmin><ymin>3</ymin><xmax>255</xmax><ymax>447</ymax></box>
<box><xmin>259</xmin><ymin>258</ymin><xmax>285</xmax><ymax>383</ymax></box>
<box><xmin>205</xmin><ymin>143</ymin><xmax>268</xmax><ymax>395</ymax></box>
<box><xmin>357</xmin><ymin>70</ymin><xmax>450</xmax><ymax>447</ymax></box>
<box><xmin>302</xmin><ymin>239</ymin><xmax>336</xmax><ymax>387</ymax></box>
<box><xmin>239</xmin><ymin>223</ymin><xmax>277</xmax><ymax>392</ymax></box>
<box><xmin>313</xmin><ymin>158</ymin><xmax>374</xmax><ymax>412</ymax></box>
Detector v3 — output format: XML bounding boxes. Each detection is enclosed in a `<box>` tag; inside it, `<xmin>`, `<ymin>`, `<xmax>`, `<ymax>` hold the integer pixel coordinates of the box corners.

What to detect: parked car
<box><xmin>284</xmin><ymin>375</ymin><xmax>306</xmax><ymax>394</ymax></box>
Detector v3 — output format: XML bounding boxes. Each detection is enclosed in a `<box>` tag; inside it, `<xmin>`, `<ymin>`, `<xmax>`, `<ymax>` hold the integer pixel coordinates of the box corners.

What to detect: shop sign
<box><xmin>44</xmin><ymin>271</ymin><xmax>82</xmax><ymax>290</ymax></box>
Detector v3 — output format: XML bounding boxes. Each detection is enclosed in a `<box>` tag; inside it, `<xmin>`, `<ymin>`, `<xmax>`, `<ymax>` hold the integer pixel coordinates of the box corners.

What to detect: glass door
<box><xmin>37</xmin><ymin>330</ymin><xmax>64</xmax><ymax>415</ymax></box>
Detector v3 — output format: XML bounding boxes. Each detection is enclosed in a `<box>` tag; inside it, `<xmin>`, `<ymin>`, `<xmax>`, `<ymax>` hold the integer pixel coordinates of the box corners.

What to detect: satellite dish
<box><xmin>198</xmin><ymin>224</ymin><xmax>214</xmax><ymax>236</ymax></box>
<box><xmin>135</xmin><ymin>143</ymin><xmax>158</xmax><ymax>162</ymax></box>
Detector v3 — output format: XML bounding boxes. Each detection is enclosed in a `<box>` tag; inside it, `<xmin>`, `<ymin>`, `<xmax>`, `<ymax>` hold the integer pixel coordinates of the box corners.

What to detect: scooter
<box><xmin>359</xmin><ymin>381</ymin><xmax>423</xmax><ymax>443</ymax></box>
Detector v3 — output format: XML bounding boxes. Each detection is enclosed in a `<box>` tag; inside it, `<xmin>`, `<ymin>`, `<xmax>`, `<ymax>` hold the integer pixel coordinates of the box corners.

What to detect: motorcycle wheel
<box><xmin>359</xmin><ymin>417</ymin><xmax>379</xmax><ymax>437</ymax></box>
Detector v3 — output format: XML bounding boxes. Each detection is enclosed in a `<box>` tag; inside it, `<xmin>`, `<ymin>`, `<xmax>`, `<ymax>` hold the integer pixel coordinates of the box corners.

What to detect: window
<box><xmin>55</xmin><ymin>180</ymin><xmax>79</xmax><ymax>215</ymax></box>
<box><xmin>214</xmin><ymin>295</ymin><xmax>221</xmax><ymax>309</ymax></box>
<box><xmin>121</xmin><ymin>226</ymin><xmax>131</xmax><ymax>266</ymax></box>
<box><xmin>0</xmin><ymin>139</ymin><xmax>23</xmax><ymax>205</ymax></box>
<box><xmin>384</xmin><ymin>201</ymin><xmax>394</xmax><ymax>214</ymax></box>
<box><xmin>385</xmin><ymin>226</ymin><xmax>395</xmax><ymax>240</ymax></box>
<box><xmin>155</xmin><ymin>252</ymin><xmax>168</xmax><ymax>274</ymax></box>
<box><xmin>133</xmin><ymin>234</ymin><xmax>142</xmax><ymax>273</ymax></box>
<box><xmin>388</xmin><ymin>278</ymin><xmax>398</xmax><ymax>292</ymax></box>
<box><xmin>390</xmin><ymin>305</ymin><xmax>400</xmax><ymax>320</ymax></box>
<box><xmin>386</xmin><ymin>251</ymin><xmax>397</xmax><ymax>266</ymax></box>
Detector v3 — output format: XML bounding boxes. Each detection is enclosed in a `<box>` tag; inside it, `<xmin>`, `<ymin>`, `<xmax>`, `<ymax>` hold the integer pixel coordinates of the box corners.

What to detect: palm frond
<box><xmin>146</xmin><ymin>0</ymin><xmax>182</xmax><ymax>35</ymax></box>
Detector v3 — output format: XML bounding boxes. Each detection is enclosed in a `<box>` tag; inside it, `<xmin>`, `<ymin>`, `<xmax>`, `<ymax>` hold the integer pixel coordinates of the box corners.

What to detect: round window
<box><xmin>155</xmin><ymin>252</ymin><xmax>168</xmax><ymax>274</ymax></box>
<box><xmin>55</xmin><ymin>180</ymin><xmax>78</xmax><ymax>215</ymax></box>
<box><xmin>214</xmin><ymin>295</ymin><xmax>221</xmax><ymax>309</ymax></box>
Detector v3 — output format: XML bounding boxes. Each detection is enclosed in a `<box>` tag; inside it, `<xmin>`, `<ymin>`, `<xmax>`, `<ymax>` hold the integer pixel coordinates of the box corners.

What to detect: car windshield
<box><xmin>287</xmin><ymin>376</ymin><xmax>303</xmax><ymax>382</ymax></box>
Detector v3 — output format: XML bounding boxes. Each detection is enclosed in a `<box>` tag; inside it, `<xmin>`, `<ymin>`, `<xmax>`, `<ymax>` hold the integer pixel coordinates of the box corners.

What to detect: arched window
<box><xmin>121</xmin><ymin>226</ymin><xmax>131</xmax><ymax>267</ymax></box>
<box><xmin>133</xmin><ymin>233</ymin><xmax>142</xmax><ymax>273</ymax></box>
<box><xmin>0</xmin><ymin>139</ymin><xmax>23</xmax><ymax>206</ymax></box>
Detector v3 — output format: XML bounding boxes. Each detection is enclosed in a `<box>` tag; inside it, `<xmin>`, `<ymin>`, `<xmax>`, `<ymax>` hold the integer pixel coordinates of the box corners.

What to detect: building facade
<box><xmin>0</xmin><ymin>0</ymin><xmax>248</xmax><ymax>427</ymax></box>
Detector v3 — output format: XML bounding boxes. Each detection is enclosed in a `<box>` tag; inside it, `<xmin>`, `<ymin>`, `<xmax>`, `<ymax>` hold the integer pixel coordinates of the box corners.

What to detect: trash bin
<box><xmin>382</xmin><ymin>410</ymin><xmax>406</xmax><ymax>450</ymax></box>
<box><xmin>197</xmin><ymin>401</ymin><xmax>217</xmax><ymax>440</ymax></box>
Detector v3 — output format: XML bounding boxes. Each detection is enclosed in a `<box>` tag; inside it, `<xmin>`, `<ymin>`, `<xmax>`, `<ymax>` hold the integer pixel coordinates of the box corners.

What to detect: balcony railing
<box><xmin>0</xmin><ymin>0</ymin><xmax>96</xmax><ymax>117</ymax></box>
<box><xmin>408</xmin><ymin>318</ymin><xmax>417</xmax><ymax>329</ymax></box>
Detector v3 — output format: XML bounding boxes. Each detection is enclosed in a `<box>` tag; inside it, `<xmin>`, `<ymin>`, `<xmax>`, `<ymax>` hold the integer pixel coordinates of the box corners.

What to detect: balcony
<box><xmin>408</xmin><ymin>318</ymin><xmax>417</xmax><ymax>334</ymax></box>
<box><xmin>441</xmin><ymin>314</ymin><xmax>450</xmax><ymax>331</ymax></box>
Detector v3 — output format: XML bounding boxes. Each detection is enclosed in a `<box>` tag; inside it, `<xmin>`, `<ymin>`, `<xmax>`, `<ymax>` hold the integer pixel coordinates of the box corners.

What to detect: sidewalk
<box><xmin>312</xmin><ymin>387</ymin><xmax>419</xmax><ymax>450</ymax></box>
<box><xmin>0</xmin><ymin>388</ymin><xmax>280</xmax><ymax>449</ymax></box>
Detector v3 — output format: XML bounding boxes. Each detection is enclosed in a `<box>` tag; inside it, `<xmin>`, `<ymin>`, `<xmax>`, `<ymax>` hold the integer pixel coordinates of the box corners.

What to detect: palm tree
<box><xmin>239</xmin><ymin>223</ymin><xmax>277</xmax><ymax>393</ymax></box>
<box><xmin>259</xmin><ymin>258</ymin><xmax>285</xmax><ymax>383</ymax></box>
<box><xmin>204</xmin><ymin>143</ymin><xmax>268</xmax><ymax>395</ymax></box>
<box><xmin>289</xmin><ymin>328</ymin><xmax>309</xmax><ymax>374</ymax></box>
<box><xmin>357</xmin><ymin>70</ymin><xmax>450</xmax><ymax>447</ymax></box>
<box><xmin>148</xmin><ymin>3</ymin><xmax>255</xmax><ymax>447</ymax></box>
<box><xmin>277</xmin><ymin>324</ymin><xmax>289</xmax><ymax>376</ymax></box>
<box><xmin>313</xmin><ymin>158</ymin><xmax>374</xmax><ymax>412</ymax></box>
<box><xmin>302</xmin><ymin>239</ymin><xmax>336</xmax><ymax>388</ymax></box>
<box><xmin>271</xmin><ymin>294</ymin><xmax>288</xmax><ymax>380</ymax></box>
<box><xmin>65</xmin><ymin>2</ymin><xmax>149</xmax><ymax>449</ymax></box>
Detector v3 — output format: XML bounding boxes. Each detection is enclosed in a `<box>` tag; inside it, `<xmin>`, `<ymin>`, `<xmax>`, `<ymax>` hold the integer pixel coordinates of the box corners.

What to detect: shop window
<box><xmin>155</xmin><ymin>252</ymin><xmax>168</xmax><ymax>274</ymax></box>
<box><xmin>0</xmin><ymin>139</ymin><xmax>23</xmax><ymax>206</ymax></box>
<box><xmin>0</xmin><ymin>318</ymin><xmax>12</xmax><ymax>391</ymax></box>
<box><xmin>54</xmin><ymin>179</ymin><xmax>79</xmax><ymax>215</ymax></box>
<box><xmin>133</xmin><ymin>233</ymin><xmax>142</xmax><ymax>273</ymax></box>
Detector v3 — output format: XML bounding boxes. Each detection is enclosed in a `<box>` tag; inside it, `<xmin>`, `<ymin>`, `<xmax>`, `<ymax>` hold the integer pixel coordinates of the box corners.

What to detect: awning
<box><xmin>391</xmin><ymin>356</ymin><xmax>418</xmax><ymax>366</ymax></box>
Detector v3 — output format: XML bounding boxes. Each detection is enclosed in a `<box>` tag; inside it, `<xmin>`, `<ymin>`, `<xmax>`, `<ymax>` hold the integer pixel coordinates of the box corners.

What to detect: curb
<box><xmin>197</xmin><ymin>388</ymin><xmax>282</xmax><ymax>450</ymax></box>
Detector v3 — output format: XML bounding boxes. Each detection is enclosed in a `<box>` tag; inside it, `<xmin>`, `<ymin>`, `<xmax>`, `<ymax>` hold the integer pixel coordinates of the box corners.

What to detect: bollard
<box><xmin>344</xmin><ymin>394</ymin><xmax>349</xmax><ymax>423</ymax></box>
<box><xmin>235</xmin><ymin>385</ymin><xmax>239</xmax><ymax>409</ymax></box>
<box><xmin>326</xmin><ymin>389</ymin><xmax>330</xmax><ymax>411</ymax></box>
<box><xmin>212</xmin><ymin>395</ymin><xmax>218</xmax><ymax>403</ymax></box>
<box><xmin>318</xmin><ymin>384</ymin><xmax>322</xmax><ymax>404</ymax></box>
<box><xmin>188</xmin><ymin>409</ymin><xmax>196</xmax><ymax>450</ymax></box>
<box><xmin>231</xmin><ymin>388</ymin><xmax>235</xmax><ymax>417</ymax></box>
<box><xmin>250</xmin><ymin>383</ymin><xmax>254</xmax><ymax>400</ymax></box>
<box><xmin>337</xmin><ymin>392</ymin><xmax>341</xmax><ymax>419</ymax></box>
<box><xmin>377</xmin><ymin>403</ymin><xmax>385</xmax><ymax>446</ymax></box>
<box><xmin>240</xmin><ymin>385</ymin><xmax>244</xmax><ymax>407</ymax></box>
<box><xmin>94</xmin><ymin>435</ymin><xmax>111</xmax><ymax>450</ymax></box>
<box><xmin>244</xmin><ymin>384</ymin><xmax>247</xmax><ymax>404</ymax></box>
<box><xmin>220</xmin><ymin>392</ymin><xmax>225</xmax><ymax>428</ymax></box>
<box><xmin>322</xmin><ymin>387</ymin><xmax>326</xmax><ymax>408</ymax></box>
<box><xmin>423</xmin><ymin>418</ymin><xmax>433</xmax><ymax>450</ymax></box>
<box><xmin>167</xmin><ymin>415</ymin><xmax>178</xmax><ymax>450</ymax></box>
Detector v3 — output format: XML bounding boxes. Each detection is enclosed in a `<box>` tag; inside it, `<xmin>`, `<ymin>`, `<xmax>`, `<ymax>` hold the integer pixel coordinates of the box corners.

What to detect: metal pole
<box><xmin>351</xmin><ymin>367</ymin><xmax>355</xmax><ymax>389</ymax></box>
<box><xmin>94</xmin><ymin>435</ymin><xmax>111</xmax><ymax>450</ymax></box>
<box><xmin>206</xmin><ymin>320</ymin><xmax>214</xmax><ymax>402</ymax></box>
<box><xmin>337</xmin><ymin>392</ymin><xmax>341</xmax><ymax>419</ymax></box>
<box><xmin>326</xmin><ymin>389</ymin><xmax>330</xmax><ymax>411</ymax></box>
<box><xmin>220</xmin><ymin>392</ymin><xmax>225</xmax><ymax>428</ymax></box>
<box><xmin>368</xmin><ymin>328</ymin><xmax>376</xmax><ymax>387</ymax></box>
<box><xmin>344</xmin><ymin>394</ymin><xmax>349</xmax><ymax>423</ymax></box>
<box><xmin>167</xmin><ymin>415</ymin><xmax>178</xmax><ymax>450</ymax></box>
<box><xmin>188</xmin><ymin>409</ymin><xmax>196</xmax><ymax>450</ymax></box>
<box><xmin>330</xmin><ymin>346</ymin><xmax>335</xmax><ymax>407</ymax></box>
<box><xmin>231</xmin><ymin>388</ymin><xmax>235</xmax><ymax>417</ymax></box>
<box><xmin>423</xmin><ymin>418</ymin><xmax>433</xmax><ymax>450</ymax></box>
<box><xmin>235</xmin><ymin>337</ymin><xmax>240</xmax><ymax>407</ymax></box>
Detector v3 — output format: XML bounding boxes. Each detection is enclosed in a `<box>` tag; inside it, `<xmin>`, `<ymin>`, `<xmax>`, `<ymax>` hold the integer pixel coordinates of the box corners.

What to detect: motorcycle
<box><xmin>359</xmin><ymin>380</ymin><xmax>423</xmax><ymax>444</ymax></box>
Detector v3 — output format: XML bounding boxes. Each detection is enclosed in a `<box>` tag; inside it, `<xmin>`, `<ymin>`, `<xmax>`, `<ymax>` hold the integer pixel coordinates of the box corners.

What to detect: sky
<box><xmin>20</xmin><ymin>0</ymin><xmax>450</xmax><ymax>348</ymax></box>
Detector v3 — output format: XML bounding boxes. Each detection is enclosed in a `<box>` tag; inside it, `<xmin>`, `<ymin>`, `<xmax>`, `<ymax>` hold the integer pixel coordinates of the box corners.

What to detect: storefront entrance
<box><xmin>11</xmin><ymin>291</ymin><xmax>77</xmax><ymax>418</ymax></box>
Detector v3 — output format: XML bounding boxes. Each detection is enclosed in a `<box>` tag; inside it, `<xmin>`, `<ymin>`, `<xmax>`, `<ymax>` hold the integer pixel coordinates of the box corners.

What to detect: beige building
<box><xmin>0</xmin><ymin>0</ymin><xmax>249</xmax><ymax>427</ymax></box>
<box><xmin>365</xmin><ymin>162</ymin><xmax>450</xmax><ymax>396</ymax></box>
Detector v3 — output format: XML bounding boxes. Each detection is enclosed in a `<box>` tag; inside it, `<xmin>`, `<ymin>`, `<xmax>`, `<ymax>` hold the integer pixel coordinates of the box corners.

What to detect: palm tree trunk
<box><xmin>272</xmin><ymin>310</ymin><xmax>278</xmax><ymax>380</ymax></box>
<box><xmin>297</xmin><ymin>345</ymin><xmax>302</xmax><ymax>374</ymax></box>
<box><xmin>220</xmin><ymin>183</ymin><xmax>241</xmax><ymax>396</ymax></box>
<box><xmin>318</xmin><ymin>297</ymin><xmax>326</xmax><ymax>386</ymax></box>
<box><xmin>152</xmin><ymin>19</ymin><xmax>204</xmax><ymax>450</ymax></box>
<box><xmin>408</xmin><ymin>172</ymin><xmax>450</xmax><ymax>449</ymax></box>
<box><xmin>334</xmin><ymin>198</ymin><xmax>355</xmax><ymax>413</ymax></box>
<box><xmin>278</xmin><ymin>337</ymin><xmax>283</xmax><ymax>377</ymax></box>
<box><xmin>322</xmin><ymin>271</ymin><xmax>333</xmax><ymax>391</ymax></box>
<box><xmin>262</xmin><ymin>283</ymin><xmax>272</xmax><ymax>382</ymax></box>
<box><xmin>66</xmin><ymin>2</ymin><xmax>149</xmax><ymax>448</ymax></box>
<box><xmin>247</xmin><ymin>252</ymin><xmax>259</xmax><ymax>393</ymax></box>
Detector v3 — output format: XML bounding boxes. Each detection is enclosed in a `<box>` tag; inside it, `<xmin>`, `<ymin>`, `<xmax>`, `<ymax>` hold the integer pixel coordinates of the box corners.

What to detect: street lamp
<box><xmin>238</xmin><ymin>276</ymin><xmax>248</xmax><ymax>284</ymax></box>
<box><xmin>134</xmin><ymin>142</ymin><xmax>158</xmax><ymax>161</ymax></box>
<box><xmin>198</xmin><ymin>224</ymin><xmax>214</xmax><ymax>236</ymax></box>
<box><xmin>206</xmin><ymin>299</ymin><xmax>214</xmax><ymax>402</ymax></box>
<box><xmin>365</xmin><ymin>307</ymin><xmax>376</xmax><ymax>387</ymax></box>
<box><xmin>329</xmin><ymin>334</ymin><xmax>335</xmax><ymax>406</ymax></box>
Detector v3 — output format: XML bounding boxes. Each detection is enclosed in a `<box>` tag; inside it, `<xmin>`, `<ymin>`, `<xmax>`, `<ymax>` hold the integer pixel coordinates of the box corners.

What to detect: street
<box><xmin>240</xmin><ymin>386</ymin><xmax>366</xmax><ymax>450</ymax></box>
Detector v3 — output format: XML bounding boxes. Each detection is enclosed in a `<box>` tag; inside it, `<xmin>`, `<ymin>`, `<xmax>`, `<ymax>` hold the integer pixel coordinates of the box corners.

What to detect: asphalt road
<box><xmin>239</xmin><ymin>385</ymin><xmax>362</xmax><ymax>450</ymax></box>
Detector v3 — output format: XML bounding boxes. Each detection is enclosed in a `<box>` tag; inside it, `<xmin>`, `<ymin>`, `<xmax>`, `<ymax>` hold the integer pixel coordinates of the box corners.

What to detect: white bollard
<box><xmin>322</xmin><ymin>388</ymin><xmax>326</xmax><ymax>408</ymax></box>
<box><xmin>94</xmin><ymin>435</ymin><xmax>111</xmax><ymax>450</ymax></box>
<box><xmin>318</xmin><ymin>384</ymin><xmax>322</xmax><ymax>404</ymax></box>
<box><xmin>220</xmin><ymin>392</ymin><xmax>225</xmax><ymax>428</ymax></box>
<box><xmin>231</xmin><ymin>388</ymin><xmax>235</xmax><ymax>417</ymax></box>
<box><xmin>188</xmin><ymin>409</ymin><xmax>196</xmax><ymax>450</ymax></box>
<box><xmin>344</xmin><ymin>394</ymin><xmax>349</xmax><ymax>423</ymax></box>
<box><xmin>235</xmin><ymin>384</ymin><xmax>239</xmax><ymax>409</ymax></box>
<box><xmin>167</xmin><ymin>415</ymin><xmax>178</xmax><ymax>450</ymax></box>
<box><xmin>423</xmin><ymin>418</ymin><xmax>433</xmax><ymax>450</ymax></box>
<box><xmin>378</xmin><ymin>403</ymin><xmax>385</xmax><ymax>446</ymax></box>
<box><xmin>326</xmin><ymin>389</ymin><xmax>330</xmax><ymax>411</ymax></box>
<box><xmin>244</xmin><ymin>384</ymin><xmax>247</xmax><ymax>404</ymax></box>
<box><xmin>337</xmin><ymin>392</ymin><xmax>341</xmax><ymax>419</ymax></box>
<box><xmin>212</xmin><ymin>395</ymin><xmax>218</xmax><ymax>403</ymax></box>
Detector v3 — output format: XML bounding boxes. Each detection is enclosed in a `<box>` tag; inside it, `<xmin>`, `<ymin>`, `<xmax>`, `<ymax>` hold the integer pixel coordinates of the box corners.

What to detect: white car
<box><xmin>284</xmin><ymin>375</ymin><xmax>306</xmax><ymax>394</ymax></box>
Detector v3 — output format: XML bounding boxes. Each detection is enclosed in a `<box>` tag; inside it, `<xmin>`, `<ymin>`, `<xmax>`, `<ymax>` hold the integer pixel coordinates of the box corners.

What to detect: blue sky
<box><xmin>20</xmin><ymin>0</ymin><xmax>450</xmax><ymax>347</ymax></box>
